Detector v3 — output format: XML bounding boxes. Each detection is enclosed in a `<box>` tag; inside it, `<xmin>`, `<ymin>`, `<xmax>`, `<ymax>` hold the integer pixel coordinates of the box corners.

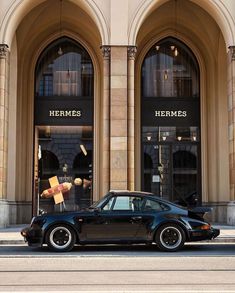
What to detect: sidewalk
<box><xmin>0</xmin><ymin>224</ymin><xmax>235</xmax><ymax>245</ymax></box>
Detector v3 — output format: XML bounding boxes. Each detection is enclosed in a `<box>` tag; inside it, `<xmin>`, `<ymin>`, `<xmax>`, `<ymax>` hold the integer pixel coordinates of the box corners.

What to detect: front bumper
<box><xmin>188</xmin><ymin>228</ymin><xmax>220</xmax><ymax>242</ymax></box>
<box><xmin>21</xmin><ymin>226</ymin><xmax>43</xmax><ymax>247</ymax></box>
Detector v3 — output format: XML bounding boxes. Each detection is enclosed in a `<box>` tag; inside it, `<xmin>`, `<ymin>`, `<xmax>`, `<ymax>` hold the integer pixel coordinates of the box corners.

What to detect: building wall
<box><xmin>0</xmin><ymin>0</ymin><xmax>234</xmax><ymax>226</ymax></box>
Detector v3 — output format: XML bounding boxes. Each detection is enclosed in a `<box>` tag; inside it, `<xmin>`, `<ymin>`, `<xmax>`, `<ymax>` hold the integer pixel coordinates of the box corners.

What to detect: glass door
<box><xmin>172</xmin><ymin>144</ymin><xmax>200</xmax><ymax>206</ymax></box>
<box><xmin>142</xmin><ymin>126</ymin><xmax>201</xmax><ymax>207</ymax></box>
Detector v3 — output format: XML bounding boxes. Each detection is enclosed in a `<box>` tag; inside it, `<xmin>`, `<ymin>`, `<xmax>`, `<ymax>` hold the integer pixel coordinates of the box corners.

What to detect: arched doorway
<box><xmin>34</xmin><ymin>37</ymin><xmax>94</xmax><ymax>214</ymax></box>
<box><xmin>141</xmin><ymin>37</ymin><xmax>201</xmax><ymax>207</ymax></box>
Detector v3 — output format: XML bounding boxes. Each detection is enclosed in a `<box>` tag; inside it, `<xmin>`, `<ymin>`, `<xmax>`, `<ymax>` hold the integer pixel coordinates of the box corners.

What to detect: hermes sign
<box><xmin>49</xmin><ymin>110</ymin><xmax>82</xmax><ymax>117</ymax></box>
<box><xmin>142</xmin><ymin>97</ymin><xmax>199</xmax><ymax>127</ymax></box>
<box><xmin>155</xmin><ymin>110</ymin><xmax>187</xmax><ymax>118</ymax></box>
<box><xmin>35</xmin><ymin>96</ymin><xmax>93</xmax><ymax>126</ymax></box>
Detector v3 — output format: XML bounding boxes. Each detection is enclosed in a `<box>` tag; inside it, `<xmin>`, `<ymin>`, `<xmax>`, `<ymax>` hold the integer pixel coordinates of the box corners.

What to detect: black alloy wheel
<box><xmin>155</xmin><ymin>223</ymin><xmax>186</xmax><ymax>252</ymax></box>
<box><xmin>45</xmin><ymin>225</ymin><xmax>76</xmax><ymax>252</ymax></box>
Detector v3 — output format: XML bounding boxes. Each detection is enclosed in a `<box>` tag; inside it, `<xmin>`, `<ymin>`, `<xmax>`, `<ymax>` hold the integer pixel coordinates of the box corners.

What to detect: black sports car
<box><xmin>21</xmin><ymin>191</ymin><xmax>219</xmax><ymax>252</ymax></box>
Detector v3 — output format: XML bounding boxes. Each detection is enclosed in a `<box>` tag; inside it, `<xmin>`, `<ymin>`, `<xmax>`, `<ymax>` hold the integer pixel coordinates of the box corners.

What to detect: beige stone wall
<box><xmin>0</xmin><ymin>44</ymin><xmax>9</xmax><ymax>200</ymax></box>
<box><xmin>7</xmin><ymin>35</ymin><xmax>17</xmax><ymax>202</ymax></box>
<box><xmin>110</xmin><ymin>47</ymin><xmax>128</xmax><ymax>190</ymax></box>
<box><xmin>228</xmin><ymin>46</ymin><xmax>235</xmax><ymax>200</ymax></box>
<box><xmin>100</xmin><ymin>46</ymin><xmax>110</xmax><ymax>195</ymax></box>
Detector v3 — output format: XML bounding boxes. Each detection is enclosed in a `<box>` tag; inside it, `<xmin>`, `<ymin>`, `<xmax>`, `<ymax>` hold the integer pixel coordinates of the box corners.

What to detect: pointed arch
<box><xmin>0</xmin><ymin>0</ymin><xmax>109</xmax><ymax>46</ymax></box>
<box><xmin>128</xmin><ymin>0</ymin><xmax>235</xmax><ymax>47</ymax></box>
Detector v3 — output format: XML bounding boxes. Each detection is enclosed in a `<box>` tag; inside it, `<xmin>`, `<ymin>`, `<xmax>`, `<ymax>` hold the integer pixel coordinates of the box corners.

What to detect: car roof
<box><xmin>109</xmin><ymin>190</ymin><xmax>155</xmax><ymax>197</ymax></box>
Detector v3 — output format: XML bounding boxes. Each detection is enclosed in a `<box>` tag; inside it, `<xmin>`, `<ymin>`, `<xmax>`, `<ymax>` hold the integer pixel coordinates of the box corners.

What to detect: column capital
<box><xmin>0</xmin><ymin>44</ymin><xmax>9</xmax><ymax>59</ymax></box>
<box><xmin>127</xmin><ymin>46</ymin><xmax>137</xmax><ymax>60</ymax></box>
<box><xmin>100</xmin><ymin>45</ymin><xmax>111</xmax><ymax>59</ymax></box>
<box><xmin>229</xmin><ymin>46</ymin><xmax>235</xmax><ymax>61</ymax></box>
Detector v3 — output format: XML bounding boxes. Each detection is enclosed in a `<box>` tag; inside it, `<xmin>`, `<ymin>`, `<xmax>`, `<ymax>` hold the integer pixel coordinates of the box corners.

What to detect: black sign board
<box><xmin>35</xmin><ymin>96</ymin><xmax>93</xmax><ymax>126</ymax></box>
<box><xmin>142</xmin><ymin>97</ymin><xmax>200</xmax><ymax>127</ymax></box>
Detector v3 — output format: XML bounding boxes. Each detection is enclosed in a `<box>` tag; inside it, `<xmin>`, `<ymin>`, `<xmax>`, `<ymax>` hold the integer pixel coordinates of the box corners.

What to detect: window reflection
<box><xmin>37</xmin><ymin>126</ymin><xmax>93</xmax><ymax>212</ymax></box>
<box><xmin>35</xmin><ymin>37</ymin><xmax>93</xmax><ymax>97</ymax></box>
<box><xmin>142</xmin><ymin>38</ymin><xmax>199</xmax><ymax>98</ymax></box>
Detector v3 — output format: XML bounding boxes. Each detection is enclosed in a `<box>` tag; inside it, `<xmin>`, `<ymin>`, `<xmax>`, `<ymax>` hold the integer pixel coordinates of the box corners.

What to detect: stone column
<box><xmin>228</xmin><ymin>46</ymin><xmax>235</xmax><ymax>200</ymax></box>
<box><xmin>0</xmin><ymin>44</ymin><xmax>9</xmax><ymax>200</ymax></box>
<box><xmin>101</xmin><ymin>46</ymin><xmax>111</xmax><ymax>194</ymax></box>
<box><xmin>110</xmin><ymin>47</ymin><xmax>128</xmax><ymax>190</ymax></box>
<box><xmin>127</xmin><ymin>46</ymin><xmax>137</xmax><ymax>191</ymax></box>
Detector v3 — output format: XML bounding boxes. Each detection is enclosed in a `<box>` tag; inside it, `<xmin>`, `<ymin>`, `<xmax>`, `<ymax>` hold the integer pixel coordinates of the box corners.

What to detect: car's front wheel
<box><xmin>155</xmin><ymin>224</ymin><xmax>186</xmax><ymax>252</ymax></box>
<box><xmin>45</xmin><ymin>225</ymin><xmax>76</xmax><ymax>252</ymax></box>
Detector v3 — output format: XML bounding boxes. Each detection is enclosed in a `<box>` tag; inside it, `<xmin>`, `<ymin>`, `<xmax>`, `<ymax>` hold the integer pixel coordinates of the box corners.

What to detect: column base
<box><xmin>227</xmin><ymin>201</ymin><xmax>235</xmax><ymax>225</ymax></box>
<box><xmin>0</xmin><ymin>200</ymin><xmax>31</xmax><ymax>227</ymax></box>
<box><xmin>202</xmin><ymin>202</ymin><xmax>228</xmax><ymax>224</ymax></box>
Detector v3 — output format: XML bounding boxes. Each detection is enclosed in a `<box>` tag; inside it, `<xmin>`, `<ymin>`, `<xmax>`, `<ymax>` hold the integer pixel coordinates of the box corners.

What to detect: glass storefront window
<box><xmin>35</xmin><ymin>37</ymin><xmax>93</xmax><ymax>97</ymax></box>
<box><xmin>37</xmin><ymin>126</ymin><xmax>93</xmax><ymax>213</ymax></box>
<box><xmin>142</xmin><ymin>37</ymin><xmax>199</xmax><ymax>98</ymax></box>
<box><xmin>141</xmin><ymin>38</ymin><xmax>201</xmax><ymax>207</ymax></box>
<box><xmin>34</xmin><ymin>37</ymin><xmax>94</xmax><ymax>215</ymax></box>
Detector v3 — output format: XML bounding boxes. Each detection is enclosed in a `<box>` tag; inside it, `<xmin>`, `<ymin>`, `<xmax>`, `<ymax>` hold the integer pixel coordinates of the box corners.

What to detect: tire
<box><xmin>155</xmin><ymin>223</ymin><xmax>186</xmax><ymax>252</ymax></box>
<box><xmin>45</xmin><ymin>224</ymin><xmax>76</xmax><ymax>252</ymax></box>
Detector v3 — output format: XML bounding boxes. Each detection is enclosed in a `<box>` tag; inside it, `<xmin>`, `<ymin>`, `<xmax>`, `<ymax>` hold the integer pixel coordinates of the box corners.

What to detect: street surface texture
<box><xmin>0</xmin><ymin>243</ymin><xmax>235</xmax><ymax>292</ymax></box>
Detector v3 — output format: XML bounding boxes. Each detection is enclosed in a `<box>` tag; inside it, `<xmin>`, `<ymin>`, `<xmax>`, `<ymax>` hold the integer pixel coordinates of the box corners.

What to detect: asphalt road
<box><xmin>1</xmin><ymin>243</ymin><xmax>235</xmax><ymax>292</ymax></box>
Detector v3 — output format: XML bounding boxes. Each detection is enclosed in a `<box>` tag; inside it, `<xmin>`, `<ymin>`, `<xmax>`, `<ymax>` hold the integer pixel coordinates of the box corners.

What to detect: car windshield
<box><xmin>89</xmin><ymin>194</ymin><xmax>110</xmax><ymax>209</ymax></box>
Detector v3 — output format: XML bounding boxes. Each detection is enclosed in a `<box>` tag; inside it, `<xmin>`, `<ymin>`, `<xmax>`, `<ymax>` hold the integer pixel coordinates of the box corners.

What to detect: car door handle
<box><xmin>131</xmin><ymin>216</ymin><xmax>142</xmax><ymax>220</ymax></box>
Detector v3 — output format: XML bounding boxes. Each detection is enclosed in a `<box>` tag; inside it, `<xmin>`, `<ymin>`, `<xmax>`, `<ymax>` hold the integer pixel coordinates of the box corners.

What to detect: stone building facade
<box><xmin>0</xmin><ymin>0</ymin><xmax>235</xmax><ymax>226</ymax></box>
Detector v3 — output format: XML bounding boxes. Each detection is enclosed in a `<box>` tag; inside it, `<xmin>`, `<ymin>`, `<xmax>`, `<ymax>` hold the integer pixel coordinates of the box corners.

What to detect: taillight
<box><xmin>200</xmin><ymin>224</ymin><xmax>211</xmax><ymax>230</ymax></box>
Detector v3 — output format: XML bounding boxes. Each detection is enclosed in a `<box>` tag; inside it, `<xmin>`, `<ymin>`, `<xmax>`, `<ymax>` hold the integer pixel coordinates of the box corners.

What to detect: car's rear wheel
<box><xmin>45</xmin><ymin>225</ymin><xmax>76</xmax><ymax>252</ymax></box>
<box><xmin>155</xmin><ymin>224</ymin><xmax>186</xmax><ymax>252</ymax></box>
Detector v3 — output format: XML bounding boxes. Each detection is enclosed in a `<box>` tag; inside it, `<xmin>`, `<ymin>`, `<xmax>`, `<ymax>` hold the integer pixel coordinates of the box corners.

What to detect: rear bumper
<box><xmin>21</xmin><ymin>226</ymin><xmax>43</xmax><ymax>247</ymax></box>
<box><xmin>188</xmin><ymin>228</ymin><xmax>220</xmax><ymax>242</ymax></box>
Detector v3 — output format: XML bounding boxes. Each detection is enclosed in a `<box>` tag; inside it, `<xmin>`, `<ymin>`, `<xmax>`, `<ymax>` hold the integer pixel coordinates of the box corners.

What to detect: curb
<box><xmin>0</xmin><ymin>240</ymin><xmax>25</xmax><ymax>245</ymax></box>
<box><xmin>0</xmin><ymin>238</ymin><xmax>235</xmax><ymax>245</ymax></box>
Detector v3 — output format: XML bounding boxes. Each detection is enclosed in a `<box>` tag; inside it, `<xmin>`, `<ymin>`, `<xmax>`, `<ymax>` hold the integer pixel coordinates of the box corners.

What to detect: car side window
<box><xmin>112</xmin><ymin>196</ymin><xmax>144</xmax><ymax>211</ymax></box>
<box><xmin>143</xmin><ymin>199</ymin><xmax>168</xmax><ymax>212</ymax></box>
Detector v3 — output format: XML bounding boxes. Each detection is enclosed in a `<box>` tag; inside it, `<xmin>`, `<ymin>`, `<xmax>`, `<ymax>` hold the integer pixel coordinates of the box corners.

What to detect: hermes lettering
<box><xmin>49</xmin><ymin>110</ymin><xmax>82</xmax><ymax>117</ymax></box>
<box><xmin>155</xmin><ymin>110</ymin><xmax>187</xmax><ymax>117</ymax></box>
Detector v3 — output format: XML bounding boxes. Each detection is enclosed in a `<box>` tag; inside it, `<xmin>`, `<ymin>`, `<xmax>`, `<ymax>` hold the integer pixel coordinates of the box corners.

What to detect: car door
<box><xmin>83</xmin><ymin>195</ymin><xmax>147</xmax><ymax>241</ymax></box>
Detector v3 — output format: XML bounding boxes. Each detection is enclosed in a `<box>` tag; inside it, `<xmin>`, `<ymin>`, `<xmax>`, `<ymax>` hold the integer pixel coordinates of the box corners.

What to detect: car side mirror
<box><xmin>94</xmin><ymin>207</ymin><xmax>101</xmax><ymax>214</ymax></box>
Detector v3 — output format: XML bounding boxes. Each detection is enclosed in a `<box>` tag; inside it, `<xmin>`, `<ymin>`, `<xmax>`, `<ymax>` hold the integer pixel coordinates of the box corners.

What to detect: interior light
<box><xmin>80</xmin><ymin>144</ymin><xmax>87</xmax><ymax>156</ymax></box>
<box><xmin>164</xmin><ymin>71</ymin><xmax>168</xmax><ymax>80</ymax></box>
<box><xmin>177</xmin><ymin>136</ymin><xmax>182</xmax><ymax>141</ymax></box>
<box><xmin>174</xmin><ymin>47</ymin><xmax>179</xmax><ymax>57</ymax></box>
<box><xmin>162</xmin><ymin>136</ymin><xmax>166</xmax><ymax>141</ymax></box>
<box><xmin>38</xmin><ymin>145</ymin><xmax>42</xmax><ymax>160</ymax></box>
<box><xmin>58</xmin><ymin>47</ymin><xmax>63</xmax><ymax>55</ymax></box>
<box><xmin>171</xmin><ymin>45</ymin><xmax>175</xmax><ymax>51</ymax></box>
<box><xmin>147</xmin><ymin>136</ymin><xmax>152</xmax><ymax>141</ymax></box>
<box><xmin>192</xmin><ymin>136</ymin><xmax>197</xmax><ymax>141</ymax></box>
<box><xmin>156</xmin><ymin>45</ymin><xmax>160</xmax><ymax>51</ymax></box>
